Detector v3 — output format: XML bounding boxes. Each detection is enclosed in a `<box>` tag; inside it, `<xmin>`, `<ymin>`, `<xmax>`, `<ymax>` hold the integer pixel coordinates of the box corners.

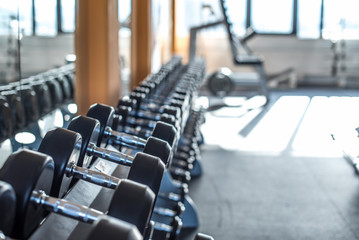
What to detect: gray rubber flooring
<box><xmin>187</xmin><ymin>89</ymin><xmax>359</xmax><ymax>239</ymax></box>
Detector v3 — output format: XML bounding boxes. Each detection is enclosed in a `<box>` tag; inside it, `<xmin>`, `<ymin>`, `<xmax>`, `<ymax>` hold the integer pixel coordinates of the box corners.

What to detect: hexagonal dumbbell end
<box><xmin>85</xmin><ymin>215</ymin><xmax>142</xmax><ymax>240</ymax></box>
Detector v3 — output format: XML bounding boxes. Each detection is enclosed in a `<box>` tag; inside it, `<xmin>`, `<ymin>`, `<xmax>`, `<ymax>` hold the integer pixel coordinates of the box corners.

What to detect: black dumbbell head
<box><xmin>151</xmin><ymin>121</ymin><xmax>177</xmax><ymax>150</ymax></box>
<box><xmin>108</xmin><ymin>179</ymin><xmax>155</xmax><ymax>236</ymax></box>
<box><xmin>63</xmin><ymin>71</ymin><xmax>75</xmax><ymax>99</ymax></box>
<box><xmin>86</xmin><ymin>215</ymin><xmax>142</xmax><ymax>240</ymax></box>
<box><xmin>118</xmin><ymin>97</ymin><xmax>137</xmax><ymax>110</ymax></box>
<box><xmin>38</xmin><ymin>128</ymin><xmax>82</xmax><ymax>198</ymax></box>
<box><xmin>129</xmin><ymin>92</ymin><xmax>146</xmax><ymax>110</ymax></box>
<box><xmin>0</xmin><ymin>181</ymin><xmax>16</xmax><ymax>236</ymax></box>
<box><xmin>115</xmin><ymin>105</ymin><xmax>131</xmax><ymax>127</ymax></box>
<box><xmin>0</xmin><ymin>149</ymin><xmax>54</xmax><ymax>239</ymax></box>
<box><xmin>159</xmin><ymin>114</ymin><xmax>179</xmax><ymax>130</ymax></box>
<box><xmin>86</xmin><ymin>103</ymin><xmax>115</xmax><ymax>146</ymax></box>
<box><xmin>67</xmin><ymin>115</ymin><xmax>101</xmax><ymax>168</ymax></box>
<box><xmin>128</xmin><ymin>152</ymin><xmax>165</xmax><ymax>197</ymax></box>
<box><xmin>2</xmin><ymin>90</ymin><xmax>26</xmax><ymax>131</ymax></box>
<box><xmin>31</xmin><ymin>81</ymin><xmax>53</xmax><ymax>115</ymax></box>
<box><xmin>133</xmin><ymin>86</ymin><xmax>150</xmax><ymax>96</ymax></box>
<box><xmin>55</xmin><ymin>74</ymin><xmax>72</xmax><ymax>101</ymax></box>
<box><xmin>143</xmin><ymin>137</ymin><xmax>172</xmax><ymax>166</ymax></box>
<box><xmin>159</xmin><ymin>114</ymin><xmax>175</xmax><ymax>125</ymax></box>
<box><xmin>162</xmin><ymin>105</ymin><xmax>181</xmax><ymax>120</ymax></box>
<box><xmin>0</xmin><ymin>96</ymin><xmax>13</xmax><ymax>141</ymax></box>
<box><xmin>46</xmin><ymin>77</ymin><xmax>64</xmax><ymax>108</ymax></box>
<box><xmin>16</xmin><ymin>86</ymin><xmax>40</xmax><ymax>125</ymax></box>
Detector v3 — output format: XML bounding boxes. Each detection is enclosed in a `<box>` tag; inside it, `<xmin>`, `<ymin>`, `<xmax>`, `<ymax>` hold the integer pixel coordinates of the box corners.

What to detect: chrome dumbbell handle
<box><xmin>67</xmin><ymin>163</ymin><xmax>120</xmax><ymax>189</ymax></box>
<box><xmin>87</xmin><ymin>143</ymin><xmax>134</xmax><ymax>166</ymax></box>
<box><xmin>104</xmin><ymin>127</ymin><xmax>146</xmax><ymax>149</ymax></box>
<box><xmin>31</xmin><ymin>190</ymin><xmax>102</xmax><ymax>223</ymax></box>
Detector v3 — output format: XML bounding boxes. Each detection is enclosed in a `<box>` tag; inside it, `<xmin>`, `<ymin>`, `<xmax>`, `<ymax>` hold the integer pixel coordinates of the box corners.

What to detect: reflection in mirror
<box><xmin>119</xmin><ymin>0</ymin><xmax>131</xmax><ymax>96</ymax></box>
<box><xmin>0</xmin><ymin>2</ymin><xmax>20</xmax><ymax>85</ymax></box>
<box><xmin>0</xmin><ymin>1</ymin><xmax>77</xmax><ymax>158</ymax></box>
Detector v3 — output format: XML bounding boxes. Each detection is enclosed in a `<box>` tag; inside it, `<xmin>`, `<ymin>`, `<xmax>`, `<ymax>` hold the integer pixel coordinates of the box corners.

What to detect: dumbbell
<box><xmin>0</xmin><ymin>149</ymin><xmax>155</xmax><ymax>239</ymax></box>
<box><xmin>14</xmin><ymin>85</ymin><xmax>40</xmax><ymax>127</ymax></box>
<box><xmin>0</xmin><ymin>96</ymin><xmax>13</xmax><ymax>142</ymax></box>
<box><xmin>116</xmin><ymin>104</ymin><xmax>180</xmax><ymax>136</ymax></box>
<box><xmin>38</xmin><ymin>127</ymin><xmax>164</xmax><ymax>239</ymax></box>
<box><xmin>86</xmin><ymin>103</ymin><xmax>177</xmax><ymax>157</ymax></box>
<box><xmin>85</xmin><ymin>215</ymin><xmax>142</xmax><ymax>240</ymax></box>
<box><xmin>84</xmin><ymin>107</ymin><xmax>185</xmax><ymax>232</ymax></box>
<box><xmin>0</xmin><ymin>181</ymin><xmax>16</xmax><ymax>237</ymax></box>
<box><xmin>120</xmin><ymin>95</ymin><xmax>182</xmax><ymax>121</ymax></box>
<box><xmin>52</xmin><ymin>74</ymin><xmax>73</xmax><ymax>103</ymax></box>
<box><xmin>38</xmin><ymin>128</ymin><xmax>181</xmax><ymax>239</ymax></box>
<box><xmin>67</xmin><ymin>115</ymin><xmax>171</xmax><ymax>167</ymax></box>
<box><xmin>38</xmin><ymin>127</ymin><xmax>164</xmax><ymax>199</ymax></box>
<box><xmin>86</xmin><ymin>104</ymin><xmax>192</xmax><ymax>183</ymax></box>
<box><xmin>44</xmin><ymin>76</ymin><xmax>65</xmax><ymax>109</ymax></box>
<box><xmin>126</xmin><ymin>92</ymin><xmax>188</xmax><ymax>127</ymax></box>
<box><xmin>67</xmin><ymin>115</ymin><xmax>180</xmax><ymax>209</ymax></box>
<box><xmin>115</xmin><ymin>105</ymin><xmax>181</xmax><ymax>142</ymax></box>
<box><xmin>1</xmin><ymin>90</ymin><xmax>26</xmax><ymax>132</ymax></box>
<box><xmin>61</xmin><ymin>69</ymin><xmax>75</xmax><ymax>99</ymax></box>
<box><xmin>29</xmin><ymin>80</ymin><xmax>53</xmax><ymax>116</ymax></box>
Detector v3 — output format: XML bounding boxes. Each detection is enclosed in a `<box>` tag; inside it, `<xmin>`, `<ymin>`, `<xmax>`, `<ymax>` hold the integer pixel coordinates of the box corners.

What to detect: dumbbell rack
<box><xmin>0</xmin><ymin>56</ymin><xmax>212</xmax><ymax>240</ymax></box>
<box><xmin>0</xmin><ymin>63</ymin><xmax>76</xmax><ymax>166</ymax></box>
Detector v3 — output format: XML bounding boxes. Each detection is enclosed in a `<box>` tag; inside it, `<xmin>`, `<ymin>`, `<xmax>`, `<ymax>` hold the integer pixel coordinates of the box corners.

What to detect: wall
<box><xmin>194</xmin><ymin>34</ymin><xmax>336</xmax><ymax>83</ymax></box>
<box><xmin>21</xmin><ymin>34</ymin><xmax>74</xmax><ymax>77</ymax></box>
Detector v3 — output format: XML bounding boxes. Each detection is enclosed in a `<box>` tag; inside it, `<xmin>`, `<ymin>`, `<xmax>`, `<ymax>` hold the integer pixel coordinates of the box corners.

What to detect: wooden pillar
<box><xmin>75</xmin><ymin>0</ymin><xmax>120</xmax><ymax>115</ymax></box>
<box><xmin>131</xmin><ymin>0</ymin><xmax>152</xmax><ymax>90</ymax></box>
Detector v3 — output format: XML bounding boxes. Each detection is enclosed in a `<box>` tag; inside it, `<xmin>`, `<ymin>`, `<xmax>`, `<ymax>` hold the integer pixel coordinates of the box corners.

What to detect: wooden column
<box><xmin>131</xmin><ymin>0</ymin><xmax>152</xmax><ymax>90</ymax></box>
<box><xmin>75</xmin><ymin>0</ymin><xmax>120</xmax><ymax>115</ymax></box>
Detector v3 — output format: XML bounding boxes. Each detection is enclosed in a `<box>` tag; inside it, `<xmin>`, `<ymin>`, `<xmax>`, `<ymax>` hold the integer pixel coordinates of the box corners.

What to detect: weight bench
<box><xmin>189</xmin><ymin>0</ymin><xmax>296</xmax><ymax>101</ymax></box>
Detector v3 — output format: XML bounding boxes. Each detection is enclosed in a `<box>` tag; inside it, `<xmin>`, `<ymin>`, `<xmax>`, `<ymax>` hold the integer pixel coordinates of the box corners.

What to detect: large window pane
<box><xmin>19</xmin><ymin>0</ymin><xmax>33</xmax><ymax>36</ymax></box>
<box><xmin>323</xmin><ymin>0</ymin><xmax>359</xmax><ymax>39</ymax></box>
<box><xmin>251</xmin><ymin>0</ymin><xmax>294</xmax><ymax>33</ymax></box>
<box><xmin>34</xmin><ymin>0</ymin><xmax>57</xmax><ymax>36</ymax></box>
<box><xmin>118</xmin><ymin>0</ymin><xmax>131</xmax><ymax>25</ymax></box>
<box><xmin>0</xmin><ymin>2</ymin><xmax>19</xmax><ymax>84</ymax></box>
<box><xmin>297</xmin><ymin>0</ymin><xmax>321</xmax><ymax>39</ymax></box>
<box><xmin>225</xmin><ymin>0</ymin><xmax>246</xmax><ymax>36</ymax></box>
<box><xmin>61</xmin><ymin>0</ymin><xmax>75</xmax><ymax>32</ymax></box>
<box><xmin>0</xmin><ymin>2</ymin><xmax>18</xmax><ymax>36</ymax></box>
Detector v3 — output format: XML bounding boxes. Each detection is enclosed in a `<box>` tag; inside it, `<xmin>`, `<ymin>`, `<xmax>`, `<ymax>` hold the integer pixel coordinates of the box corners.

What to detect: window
<box><xmin>0</xmin><ymin>2</ymin><xmax>18</xmax><ymax>36</ymax></box>
<box><xmin>251</xmin><ymin>0</ymin><xmax>294</xmax><ymax>34</ymax></box>
<box><xmin>34</xmin><ymin>0</ymin><xmax>57</xmax><ymax>36</ymax></box>
<box><xmin>297</xmin><ymin>0</ymin><xmax>321</xmax><ymax>39</ymax></box>
<box><xmin>225</xmin><ymin>0</ymin><xmax>246</xmax><ymax>36</ymax></box>
<box><xmin>322</xmin><ymin>0</ymin><xmax>359</xmax><ymax>40</ymax></box>
<box><xmin>118</xmin><ymin>0</ymin><xmax>131</xmax><ymax>25</ymax></box>
<box><xmin>61</xmin><ymin>0</ymin><xmax>75</xmax><ymax>32</ymax></box>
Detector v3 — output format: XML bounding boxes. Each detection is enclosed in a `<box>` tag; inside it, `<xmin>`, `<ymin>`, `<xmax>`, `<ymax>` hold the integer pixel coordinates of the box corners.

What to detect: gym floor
<box><xmin>187</xmin><ymin>88</ymin><xmax>359</xmax><ymax>239</ymax></box>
